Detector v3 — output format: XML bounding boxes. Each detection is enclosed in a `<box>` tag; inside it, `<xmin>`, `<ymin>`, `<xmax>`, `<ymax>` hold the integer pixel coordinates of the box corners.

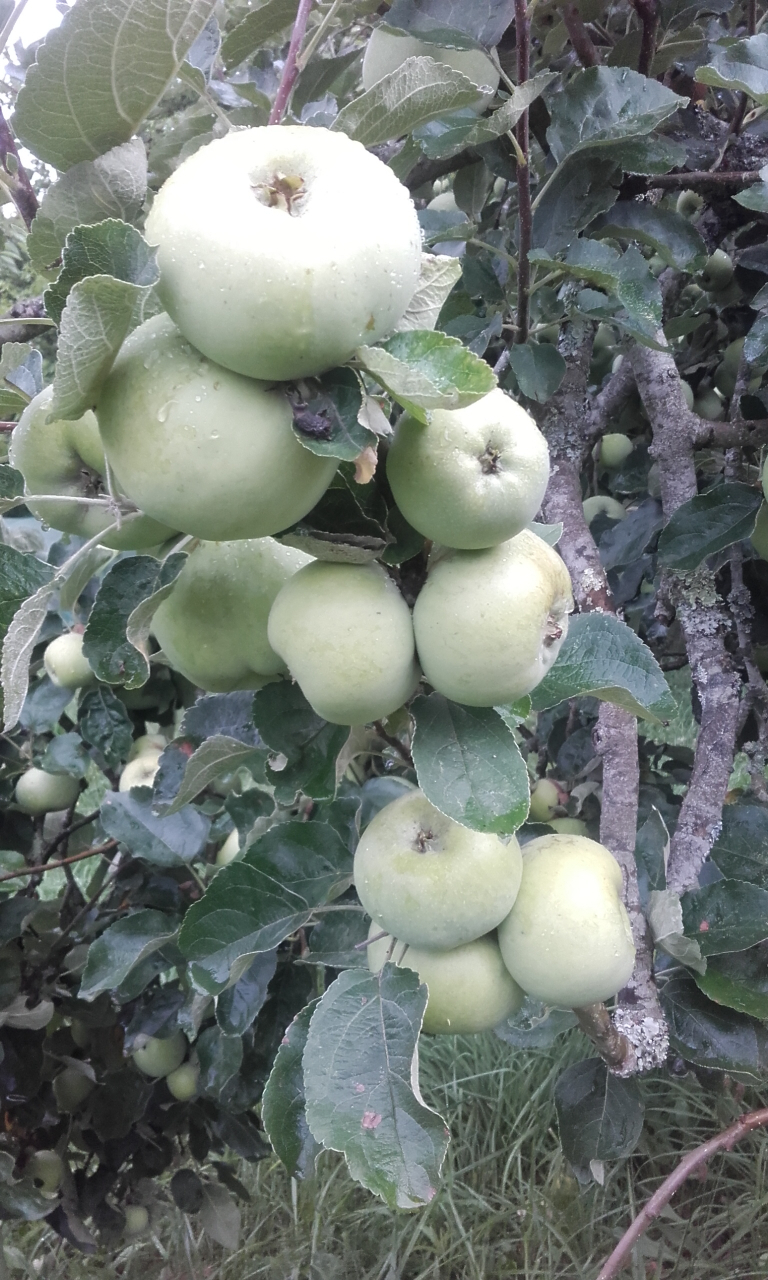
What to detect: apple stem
<box><xmin>573</xmin><ymin>1002</ymin><xmax>631</xmax><ymax>1071</ymax></box>
<box><xmin>268</xmin><ymin>0</ymin><xmax>316</xmax><ymax>126</ymax></box>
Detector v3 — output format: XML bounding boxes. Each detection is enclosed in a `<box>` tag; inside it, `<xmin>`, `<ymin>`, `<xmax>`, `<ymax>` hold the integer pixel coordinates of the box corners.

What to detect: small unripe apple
<box><xmin>548</xmin><ymin>817</ymin><xmax>588</xmax><ymax>836</ymax></box>
<box><xmin>427</xmin><ymin>190</ymin><xmax>460</xmax><ymax>216</ymax></box>
<box><xmin>215</xmin><ymin>829</ymin><xmax>240</xmax><ymax>867</ymax></box>
<box><xmin>15</xmin><ymin>768</ymin><xmax>79</xmax><ymax>816</ymax></box>
<box><xmin>700</xmin><ymin>249</ymin><xmax>734</xmax><ymax>292</ymax></box>
<box><xmin>598</xmin><ymin>433</ymin><xmax>633</xmax><ymax>469</ymax></box>
<box><xmin>676</xmin><ymin>189</ymin><xmax>703</xmax><ymax>218</ymax></box>
<box><xmin>681</xmin><ymin>380</ymin><xmax>694</xmax><ymax>410</ymax></box>
<box><xmin>43</xmin><ymin>633</ymin><xmax>95</xmax><ymax>690</ymax></box>
<box><xmin>128</xmin><ymin>734</ymin><xmax>167</xmax><ymax>762</ymax></box>
<box><xmin>582</xmin><ymin>495</ymin><xmax>625</xmax><ymax>525</ymax></box>
<box><xmin>131</xmin><ymin>1032</ymin><xmax>187</xmax><ymax>1078</ymax></box>
<box><xmin>497</xmin><ymin>833</ymin><xmax>635</xmax><ymax>1008</ymax></box>
<box><xmin>751</xmin><ymin>503</ymin><xmax>768</xmax><ymax>560</ymax></box>
<box><xmin>268</xmin><ymin>561</ymin><xmax>420</xmax><ymax>725</ymax></box>
<box><xmin>528</xmin><ymin>778</ymin><xmax>560</xmax><ymax>823</ymax></box>
<box><xmin>362</xmin><ymin>27</ymin><xmax>500</xmax><ymax>110</ymax></box>
<box><xmin>124</xmin><ymin>1205</ymin><xmax>149</xmax><ymax>1236</ymax></box>
<box><xmin>165</xmin><ymin>1061</ymin><xmax>200</xmax><ymax>1101</ymax></box>
<box><xmin>27</xmin><ymin>1150</ymin><xmax>64</xmax><ymax>1198</ymax></box>
<box><xmin>354</xmin><ymin>790</ymin><xmax>522</xmax><ymax>949</ymax></box>
<box><xmin>367</xmin><ymin>926</ymin><xmax>524</xmax><ymax>1034</ymax></box>
<box><xmin>54</xmin><ymin>1067</ymin><xmax>95</xmax><ymax>1112</ymax></box>
<box><xmin>119</xmin><ymin>751</ymin><xmax>162</xmax><ymax>793</ymax></box>
<box><xmin>693</xmin><ymin>389</ymin><xmax>725</xmax><ymax>421</ymax></box>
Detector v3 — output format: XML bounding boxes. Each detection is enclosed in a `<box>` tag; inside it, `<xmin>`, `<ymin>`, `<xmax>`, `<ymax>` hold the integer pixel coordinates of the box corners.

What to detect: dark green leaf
<box><xmin>694</xmin><ymin>34</ymin><xmax>768</xmax><ymax>104</ymax></box>
<box><xmin>599</xmin><ymin>498</ymin><xmax>663</xmax><ymax>571</ymax></box>
<box><xmin>657</xmin><ymin>483</ymin><xmax>763</xmax><ymax>572</ymax></box>
<box><xmin>555</xmin><ymin>1058</ymin><xmax>644</xmax><ymax>1167</ymax></box>
<box><xmin>77</xmin><ymin>686</ymin><xmax>133</xmax><ymax>768</ymax></box>
<box><xmin>0</xmin><ymin>547</ymin><xmax>53</xmax><ymax>640</ymax></box>
<box><xmin>253</xmin><ymin>683</ymin><xmax>347</xmax><ymax>804</ymax></box>
<box><xmin>289</xmin><ymin>368</ymin><xmax>372</xmax><ymax>461</ymax></box>
<box><xmin>694</xmin><ymin>943</ymin><xmax>768</xmax><ymax>1020</ymax></box>
<box><xmin>302</xmin><ymin>909</ymin><xmax>370</xmax><ymax>968</ymax></box>
<box><xmin>39</xmin><ymin>732</ymin><xmax>90</xmax><ymax>779</ymax></box>
<box><xmin>197</xmin><ymin>1026</ymin><xmax>244</xmax><ymax>1099</ymax></box>
<box><xmin>546</xmin><ymin>67</ymin><xmax>684</xmax><ymax>164</ymax></box>
<box><xmin>745</xmin><ymin>315</ymin><xmax>768</xmax><ymax>368</ymax></box>
<box><xmin>532</xmin><ymin>154</ymin><xmax>622</xmax><ymax>254</ymax></box>
<box><xmin>216</xmin><ymin>951</ymin><xmax>277</xmax><ymax>1037</ymax></box>
<box><xmin>84</xmin><ymin>554</ymin><xmax>185</xmax><ymax>689</ymax></box>
<box><xmin>682</xmin><ymin>879</ymin><xmax>768</xmax><ymax>956</ymax></box>
<box><xmin>333</xmin><ymin>57</ymin><xmax>485</xmax><ymax>148</ymax></box>
<box><xmin>99</xmin><ymin>789</ymin><xmax>211</xmax><ymax>867</ymax></box>
<box><xmin>221</xmin><ymin>0</ymin><xmax>299</xmax><ymax>68</ymax></box>
<box><xmin>591</xmin><ymin>203</ymin><xmax>706</xmax><ymax>272</ymax></box>
<box><xmin>45</xmin><ymin>220</ymin><xmax>158</xmax><ymax>326</ymax></box>
<box><xmin>710</xmin><ymin>804</ymin><xmax>768</xmax><ymax>888</ymax></box>
<box><xmin>262</xmin><ymin>999</ymin><xmax>321</xmax><ymax>1179</ymax></box>
<box><xmin>79</xmin><ymin>910</ymin><xmax>179</xmax><ymax>1000</ymax></box>
<box><xmin>507</xmin><ymin>342</ymin><xmax>566</xmax><ymax>403</ymax></box>
<box><xmin>159</xmin><ymin>736</ymin><xmax>268</xmax><ymax>817</ymax></box>
<box><xmin>0</xmin><ymin>465</ymin><xmax>24</xmax><ymax>515</ymax></box>
<box><xmin>19</xmin><ymin>678</ymin><xmax>72</xmax><ymax>733</ymax></box>
<box><xmin>660</xmin><ymin>969</ymin><xmax>768</xmax><ymax>1081</ymax></box>
<box><xmin>385</xmin><ymin>0</ymin><xmax>514</xmax><ymax>44</ymax></box>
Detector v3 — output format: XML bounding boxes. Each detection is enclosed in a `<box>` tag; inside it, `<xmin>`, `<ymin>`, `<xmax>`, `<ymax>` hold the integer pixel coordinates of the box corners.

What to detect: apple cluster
<box><xmin>355</xmin><ymin>791</ymin><xmax>636</xmax><ymax>1031</ymax></box>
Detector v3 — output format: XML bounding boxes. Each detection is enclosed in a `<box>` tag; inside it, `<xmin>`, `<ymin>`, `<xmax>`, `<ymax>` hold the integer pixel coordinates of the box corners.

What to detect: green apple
<box><xmin>165</xmin><ymin>1061</ymin><xmax>200</xmax><ymax>1101</ymax></box>
<box><xmin>268</xmin><ymin>561</ymin><xmax>420</xmax><ymax>725</ymax></box>
<box><xmin>152</xmin><ymin>537</ymin><xmax>311</xmax><ymax>693</ymax></box>
<box><xmin>497</xmin><ymin>832</ymin><xmax>635</xmax><ymax>1008</ymax></box>
<box><xmin>145</xmin><ymin>126</ymin><xmax>422</xmax><ymax>381</ymax></box>
<box><xmin>681</xmin><ymin>379</ymin><xmax>694</xmax><ymax>410</ymax></box>
<box><xmin>43</xmin><ymin>633</ymin><xmax>95</xmax><ymax>690</ymax></box>
<box><xmin>353</xmin><ymin>789</ymin><xmax>522</xmax><ymax>949</ymax></box>
<box><xmin>362</xmin><ymin>27</ymin><xmax>499</xmax><ymax>109</ymax></box>
<box><xmin>131</xmin><ymin>1031</ymin><xmax>187</xmax><ymax>1078</ymax></box>
<box><xmin>367</xmin><ymin>925</ymin><xmax>524</xmax><ymax>1034</ymax></box>
<box><xmin>427</xmin><ymin>191</ymin><xmax>461</xmax><ymax>216</ymax></box>
<box><xmin>598</xmin><ymin>433</ymin><xmax>633</xmax><ymax>470</ymax></box>
<box><xmin>547</xmin><ymin>817</ymin><xmax>588</xmax><ymax>835</ymax></box>
<box><xmin>26</xmin><ymin>1150</ymin><xmax>64</xmax><ymax>1198</ymax></box>
<box><xmin>412</xmin><ymin>529</ymin><xmax>573</xmax><ymax>706</ymax></box>
<box><xmin>676</xmin><ymin>189</ymin><xmax>703</xmax><ymax>218</ymax></box>
<box><xmin>128</xmin><ymin>733</ymin><xmax>168</xmax><ymax>761</ymax></box>
<box><xmin>9</xmin><ymin>387</ymin><xmax>176</xmax><ymax>550</ymax></box>
<box><xmin>124</xmin><ymin>1205</ymin><xmax>150</xmax><ymax>1236</ymax></box>
<box><xmin>15</xmin><ymin>768</ymin><xmax>79</xmax><ymax>815</ymax></box>
<box><xmin>528</xmin><ymin>778</ymin><xmax>560</xmax><ymax>823</ymax></box>
<box><xmin>693</xmin><ymin>389</ymin><xmax>725</xmax><ymax>421</ymax></box>
<box><xmin>386</xmin><ymin>388</ymin><xmax>550</xmax><ymax>550</ymax></box>
<box><xmin>751</xmin><ymin>503</ymin><xmax>768</xmax><ymax>560</ymax></box>
<box><xmin>119</xmin><ymin>751</ymin><xmax>162</xmax><ymax>792</ymax></box>
<box><xmin>215</xmin><ymin>829</ymin><xmax>241</xmax><ymax>867</ymax></box>
<box><xmin>96</xmin><ymin>314</ymin><xmax>339</xmax><ymax>542</ymax></box>
<box><xmin>700</xmin><ymin>249</ymin><xmax>734</xmax><ymax>292</ymax></box>
<box><xmin>583</xmin><ymin>495</ymin><xmax>626</xmax><ymax>525</ymax></box>
<box><xmin>53</xmin><ymin>1067</ymin><xmax>95</xmax><ymax>1113</ymax></box>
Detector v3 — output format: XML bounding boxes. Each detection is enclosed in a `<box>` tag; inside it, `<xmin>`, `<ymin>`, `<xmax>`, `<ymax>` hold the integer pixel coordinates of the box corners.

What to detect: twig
<box><xmin>748</xmin><ymin>0</ymin><xmax>756</xmax><ymax>34</ymax></box>
<box><xmin>268</xmin><ymin>0</ymin><xmax>315</xmax><ymax>125</ymax></box>
<box><xmin>0</xmin><ymin>0</ymin><xmax>31</xmax><ymax>55</ymax></box>
<box><xmin>297</xmin><ymin>0</ymin><xmax>343</xmax><ymax>69</ymax></box>
<box><xmin>42</xmin><ymin>810</ymin><xmax>100</xmax><ymax>863</ymax></box>
<box><xmin>514</xmin><ymin>0</ymin><xmax>531</xmax><ymax>345</ymax></box>
<box><xmin>596</xmin><ymin>1107</ymin><xmax>768</xmax><ymax>1280</ymax></box>
<box><xmin>574</xmin><ymin>1004</ymin><xmax>629</xmax><ymax>1070</ymax></box>
<box><xmin>632</xmin><ymin>0</ymin><xmax>659</xmax><ymax>77</ymax></box>
<box><xmin>0</xmin><ymin>840</ymin><xmax>117</xmax><ymax>884</ymax></box>
<box><xmin>373</xmin><ymin>721</ymin><xmax>413</xmax><ymax>767</ymax></box>
<box><xmin>561</xmin><ymin>3</ymin><xmax>601</xmax><ymax>66</ymax></box>
<box><xmin>645</xmin><ymin>169</ymin><xmax>761</xmax><ymax>190</ymax></box>
<box><xmin>0</xmin><ymin>107</ymin><xmax>37</xmax><ymax>229</ymax></box>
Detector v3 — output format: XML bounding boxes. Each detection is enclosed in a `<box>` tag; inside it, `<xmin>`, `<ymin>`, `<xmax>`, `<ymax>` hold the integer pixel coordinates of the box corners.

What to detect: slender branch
<box><xmin>644</xmin><ymin>169</ymin><xmax>761</xmax><ymax>190</ymax></box>
<box><xmin>0</xmin><ymin>840</ymin><xmax>117</xmax><ymax>884</ymax></box>
<box><xmin>297</xmin><ymin>0</ymin><xmax>343</xmax><ymax>69</ymax></box>
<box><xmin>514</xmin><ymin>0</ymin><xmax>531</xmax><ymax>345</ymax></box>
<box><xmin>561</xmin><ymin>3</ymin><xmax>602</xmax><ymax>66</ymax></box>
<box><xmin>574</xmin><ymin>1004</ymin><xmax>629</xmax><ymax>1070</ymax></box>
<box><xmin>0</xmin><ymin>107</ymin><xmax>37</xmax><ymax>229</ymax></box>
<box><xmin>268</xmin><ymin>0</ymin><xmax>315</xmax><ymax>125</ymax></box>
<box><xmin>748</xmin><ymin>0</ymin><xmax>756</xmax><ymax>34</ymax></box>
<box><xmin>597</xmin><ymin>1107</ymin><xmax>768</xmax><ymax>1280</ymax></box>
<box><xmin>373</xmin><ymin>721</ymin><xmax>413</xmax><ymax>767</ymax></box>
<box><xmin>632</xmin><ymin>0</ymin><xmax>659</xmax><ymax>76</ymax></box>
<box><xmin>0</xmin><ymin>0</ymin><xmax>31</xmax><ymax>54</ymax></box>
<box><xmin>41</xmin><ymin>810</ymin><xmax>100</xmax><ymax>862</ymax></box>
<box><xmin>404</xmin><ymin>147</ymin><xmax>479</xmax><ymax>193</ymax></box>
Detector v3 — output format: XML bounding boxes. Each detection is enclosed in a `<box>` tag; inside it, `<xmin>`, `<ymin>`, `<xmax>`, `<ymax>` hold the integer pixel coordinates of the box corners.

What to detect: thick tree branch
<box><xmin>632</xmin><ymin>0</ymin><xmax>659</xmax><ymax>76</ymax></box>
<box><xmin>561</xmin><ymin>3</ymin><xmax>602</xmax><ymax>66</ymax></box>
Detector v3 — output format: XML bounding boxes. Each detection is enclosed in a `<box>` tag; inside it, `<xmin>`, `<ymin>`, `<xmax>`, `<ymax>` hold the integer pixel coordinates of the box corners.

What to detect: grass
<box><xmin>8</xmin><ymin>1029</ymin><xmax>768</xmax><ymax>1280</ymax></box>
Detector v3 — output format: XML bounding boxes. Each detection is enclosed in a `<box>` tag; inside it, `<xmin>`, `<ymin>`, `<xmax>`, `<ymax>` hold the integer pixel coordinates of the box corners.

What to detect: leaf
<box><xmin>216</xmin><ymin>951</ymin><xmax>277</xmax><ymax>1037</ymax></box>
<box><xmin>58</xmin><ymin>545</ymin><xmax>114</xmax><ymax>614</ymax></box>
<box><xmin>682</xmin><ymin>879</ymin><xmax>768</xmax><ymax>957</ymax></box>
<box><xmin>694</xmin><ymin>943</ymin><xmax>768</xmax><ymax>1020</ymax></box>
<box><xmin>221</xmin><ymin>0</ymin><xmax>299</xmax><ymax>69</ymax></box>
<box><xmin>289</xmin><ymin>368</ymin><xmax>373</xmax><ymax>461</ymax></box>
<box><xmin>27</xmin><ymin>139</ymin><xmax>148</xmax><ymax>275</ymax></box>
<box><xmin>647</xmin><ymin>889</ymin><xmax>705</xmax><ymax>972</ymax></box>
<box><xmin>99</xmin><ymin>789</ymin><xmax>211</xmax><ymax>866</ymax></box>
<box><xmin>546</xmin><ymin>67</ymin><xmax>684</xmax><ymax>165</ymax></box>
<box><xmin>160</xmin><ymin>736</ymin><xmax>267</xmax><ymax>817</ymax></box>
<box><xmin>384</xmin><ymin>0</ymin><xmax>515</xmax><ymax>45</ymax></box>
<box><xmin>13</xmin><ymin>0</ymin><xmax>217</xmax><ymax>170</ymax></box>
<box><xmin>396</xmin><ymin>254</ymin><xmax>462</xmax><ymax>332</ymax></box>
<box><xmin>695</xmin><ymin>34</ymin><xmax>768</xmax><ymax>105</ymax></box>
<box><xmin>711</xmin><ymin>804</ymin><xmax>768</xmax><ymax>888</ymax></box>
<box><xmin>83</xmin><ymin>554</ymin><xmax>186</xmax><ymax>689</ymax></box>
<box><xmin>507</xmin><ymin>342</ymin><xmax>566</xmax><ymax>403</ymax></box>
<box><xmin>45</xmin><ymin>220</ymin><xmax>158</xmax><ymax>327</ymax></box>
<box><xmin>199</xmin><ymin>1182</ymin><xmax>240</xmax><ymax>1251</ymax></box>
<box><xmin>178</xmin><ymin>821</ymin><xmax>352</xmax><ymax>993</ymax></box>
<box><xmin>591</xmin><ymin>203</ymin><xmax>706</xmax><ymax>272</ymax></box>
<box><xmin>302</xmin><ymin>909</ymin><xmax>370</xmax><ymax>968</ymax></box>
<box><xmin>554</xmin><ymin>1058</ymin><xmax>644</xmax><ymax>1167</ymax></box>
<box><xmin>413</xmin><ymin>73</ymin><xmax>556</xmax><ymax>159</ymax></box>
<box><xmin>0</xmin><ymin>464</ymin><xmax>25</xmax><ymax>515</ymax></box>
<box><xmin>660</xmin><ymin>969</ymin><xmax>768</xmax><ymax>1081</ymax></box>
<box><xmin>1</xmin><ymin>580</ymin><xmax>57</xmax><ymax>732</ymax></box>
<box><xmin>745</xmin><ymin>315</ymin><xmax>768</xmax><ymax>368</ymax></box>
<box><xmin>357</xmin><ymin>329</ymin><xmax>496</xmax><ymax>422</ymax></box>
<box><xmin>532</xmin><ymin>154</ymin><xmax>623</xmax><ymax>255</ymax></box>
<box><xmin>333</xmin><ymin>56</ymin><xmax>486</xmax><ymax>147</ymax></box>
<box><xmin>39</xmin><ymin>732</ymin><xmax>91</xmax><ymax>778</ymax></box>
<box><xmin>410</xmin><ymin>693</ymin><xmax>529</xmax><ymax>834</ymax></box>
<box><xmin>262</xmin><ymin>1000</ymin><xmax>321</xmax><ymax>1179</ymax></box>
<box><xmin>530</xmin><ymin>241</ymin><xmax>663</xmax><ymax>347</ymax></box>
<box><xmin>79</xmin><ymin>910</ymin><xmax>179</xmax><ymax>1000</ymax></box>
<box><xmin>0</xmin><ymin>546</ymin><xmax>53</xmax><ymax>640</ymax></box>
<box><xmin>734</xmin><ymin>165</ymin><xmax>768</xmax><ymax>213</ymax></box>
<box><xmin>531</xmin><ymin>613</ymin><xmax>675</xmax><ymax>723</ymax></box>
<box><xmin>303</xmin><ymin>966</ymin><xmax>449</xmax><ymax>1209</ymax></box>
<box><xmin>253</xmin><ymin>682</ymin><xmax>348</xmax><ymax>804</ymax></box>
<box><xmin>0</xmin><ymin>342</ymin><xmax>43</xmax><ymax>415</ymax></box>
<box><xmin>599</xmin><ymin>498</ymin><xmax>663</xmax><ymax>572</ymax></box>
<box><xmin>657</xmin><ymin>483</ymin><xmax>763</xmax><ymax>572</ymax></box>
<box><xmin>197</xmin><ymin>1026</ymin><xmax>243</xmax><ymax>1098</ymax></box>
<box><xmin>77</xmin><ymin>686</ymin><xmax>133</xmax><ymax>768</ymax></box>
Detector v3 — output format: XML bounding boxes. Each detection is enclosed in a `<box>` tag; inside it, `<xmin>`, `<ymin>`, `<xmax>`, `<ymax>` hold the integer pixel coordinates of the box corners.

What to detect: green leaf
<box><xmin>14</xmin><ymin>0</ymin><xmax>217</xmax><ymax>170</ymax></box>
<box><xmin>0</xmin><ymin>343</ymin><xmax>43</xmax><ymax>416</ymax></box>
<box><xmin>83</xmin><ymin>553</ymin><xmax>185</xmax><ymax>689</ymax></box>
<box><xmin>79</xmin><ymin>909</ymin><xmax>179</xmax><ymax>1000</ymax></box>
<box><xmin>530</xmin><ymin>241</ymin><xmax>663</xmax><ymax>346</ymax></box>
<box><xmin>657</xmin><ymin>483</ymin><xmax>763</xmax><ymax>572</ymax></box>
<box><xmin>221</xmin><ymin>0</ymin><xmax>299</xmax><ymax>68</ymax></box>
<box><xmin>660</xmin><ymin>969</ymin><xmax>768</xmax><ymax>1081</ymax></box>
<box><xmin>160</xmin><ymin>736</ymin><xmax>268</xmax><ymax>817</ymax></box>
<box><xmin>682</xmin><ymin>879</ymin><xmax>768</xmax><ymax>957</ymax></box>
<box><xmin>216</xmin><ymin>951</ymin><xmax>277</xmax><ymax>1037</ymax></box>
<box><xmin>197</xmin><ymin>1026</ymin><xmax>243</xmax><ymax>1099</ymax></box>
<box><xmin>745</xmin><ymin>315</ymin><xmax>768</xmax><ymax>368</ymax></box>
<box><xmin>591</xmin><ymin>203</ymin><xmax>706</xmax><ymax>272</ymax></box>
<box><xmin>695</xmin><ymin>33</ymin><xmax>768</xmax><ymax>105</ymax></box>
<box><xmin>39</xmin><ymin>732</ymin><xmax>91</xmax><ymax>779</ymax></box>
<box><xmin>413</xmin><ymin>73</ymin><xmax>556</xmax><ymax>159</ymax></box>
<box><xmin>302</xmin><ymin>909</ymin><xmax>370</xmax><ymax>968</ymax></box>
<box><xmin>0</xmin><ymin>464</ymin><xmax>25</xmax><ymax>515</ymax></box>
<box><xmin>28</xmin><ymin>139</ymin><xmax>148</xmax><ymax>275</ymax></box>
<box><xmin>411</xmin><ymin>693</ymin><xmax>529</xmax><ymax>835</ymax></box>
<box><xmin>734</xmin><ymin>165</ymin><xmax>768</xmax><ymax>213</ymax></box>
<box><xmin>333</xmin><ymin>56</ymin><xmax>485</xmax><ymax>147</ymax></box>
<box><xmin>303</xmin><ymin>966</ymin><xmax>449</xmax><ymax>1209</ymax></box>
<box><xmin>357</xmin><ymin>329</ymin><xmax>496</xmax><ymax>422</ymax></box>
<box><xmin>199</xmin><ymin>1182</ymin><xmax>241</xmax><ymax>1250</ymax></box>
<box><xmin>0</xmin><ymin>546</ymin><xmax>53</xmax><ymax>640</ymax></box>
<box><xmin>532</xmin><ymin>154</ymin><xmax>622</xmax><ymax>254</ymax></box>
<box><xmin>710</xmin><ymin>804</ymin><xmax>768</xmax><ymax>889</ymax></box>
<box><xmin>647</xmin><ymin>889</ymin><xmax>705</xmax><ymax>972</ymax></box>
<box><xmin>289</xmin><ymin>368</ymin><xmax>373</xmax><ymax>462</ymax></box>
<box><xmin>99</xmin><ymin>788</ymin><xmax>211</xmax><ymax>866</ymax></box>
<box><xmin>396</xmin><ymin>254</ymin><xmax>462</xmax><ymax>333</ymax></box>
<box><xmin>178</xmin><ymin>822</ymin><xmax>352</xmax><ymax>993</ymax></box>
<box><xmin>694</xmin><ymin>944</ymin><xmax>768</xmax><ymax>1020</ymax></box>
<box><xmin>554</xmin><ymin>1058</ymin><xmax>644</xmax><ymax>1167</ymax></box>
<box><xmin>507</xmin><ymin>342</ymin><xmax>566</xmax><ymax>403</ymax></box>
<box><xmin>45</xmin><ymin>220</ymin><xmax>158</xmax><ymax>328</ymax></box>
<box><xmin>1</xmin><ymin>580</ymin><xmax>58</xmax><ymax>732</ymax></box>
<box><xmin>384</xmin><ymin>0</ymin><xmax>515</xmax><ymax>45</ymax></box>
<box><xmin>253</xmin><ymin>682</ymin><xmax>348</xmax><ymax>804</ymax></box>
<box><xmin>599</xmin><ymin>498</ymin><xmax>663</xmax><ymax>572</ymax></box>
<box><xmin>546</xmin><ymin>67</ymin><xmax>684</xmax><ymax>164</ymax></box>
<box><xmin>531</xmin><ymin>613</ymin><xmax>675</xmax><ymax>723</ymax></box>
<box><xmin>77</xmin><ymin>686</ymin><xmax>133</xmax><ymax>768</ymax></box>
<box><xmin>262</xmin><ymin>1000</ymin><xmax>321</xmax><ymax>1180</ymax></box>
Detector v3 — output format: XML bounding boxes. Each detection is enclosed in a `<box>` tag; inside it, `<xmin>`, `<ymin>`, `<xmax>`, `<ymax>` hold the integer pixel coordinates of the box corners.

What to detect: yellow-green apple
<box><xmin>598</xmin><ymin>433</ymin><xmax>633</xmax><ymax>469</ymax></box>
<box><xmin>124</xmin><ymin>1205</ymin><xmax>149</xmax><ymax>1236</ymax></box>
<box><xmin>26</xmin><ymin>1150</ymin><xmax>64</xmax><ymax>1198</ymax></box>
<box><xmin>362</xmin><ymin>27</ymin><xmax>499</xmax><ymax>110</ymax></box>
<box><xmin>165</xmin><ymin>1061</ymin><xmax>199</xmax><ymax>1101</ymax></box>
<box><xmin>528</xmin><ymin>778</ymin><xmax>560</xmax><ymax>823</ymax></box>
<box><xmin>215</xmin><ymin>829</ymin><xmax>241</xmax><ymax>867</ymax></box>
<box><xmin>582</xmin><ymin>495</ymin><xmax>626</xmax><ymax>525</ymax></box>
<box><xmin>118</xmin><ymin>751</ymin><xmax>162</xmax><ymax>792</ymax></box>
<box><xmin>130</xmin><ymin>1032</ymin><xmax>187</xmax><ymax>1078</ymax></box>
<box><xmin>700</xmin><ymin>249</ymin><xmax>734</xmax><ymax>292</ymax></box>
<box><xmin>43</xmin><ymin>633</ymin><xmax>95</xmax><ymax>690</ymax></box>
<box><xmin>96</xmin><ymin>314</ymin><xmax>338</xmax><ymax>541</ymax></box>
<box><xmin>15</xmin><ymin>768</ymin><xmax>79</xmax><ymax>815</ymax></box>
<box><xmin>144</xmin><ymin>126</ymin><xmax>422</xmax><ymax>380</ymax></box>
<box><xmin>53</xmin><ymin>1067</ymin><xmax>95</xmax><ymax>1113</ymax></box>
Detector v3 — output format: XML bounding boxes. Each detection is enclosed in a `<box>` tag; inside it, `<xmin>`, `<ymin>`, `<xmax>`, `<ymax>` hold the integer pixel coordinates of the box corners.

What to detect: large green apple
<box><xmin>367</xmin><ymin>925</ymin><xmax>524</xmax><ymax>1034</ymax></box>
<box><xmin>144</xmin><ymin>126</ymin><xmax>422</xmax><ymax>381</ymax></box>
<box><xmin>131</xmin><ymin>1031</ymin><xmax>187</xmax><ymax>1078</ymax></box>
<box><xmin>27</xmin><ymin>1150</ymin><xmax>64</xmax><ymax>1198</ymax></box>
<box><xmin>15</xmin><ymin>768</ymin><xmax>79</xmax><ymax>815</ymax></box>
<box><xmin>386</xmin><ymin>388</ymin><xmax>550</xmax><ymax>550</ymax></box>
<box><xmin>96</xmin><ymin>314</ymin><xmax>338</xmax><ymax>541</ymax></box>
<box><xmin>119</xmin><ymin>751</ymin><xmax>162</xmax><ymax>792</ymax></box>
<box><xmin>44</xmin><ymin>633</ymin><xmax>95</xmax><ymax>690</ymax></box>
<box><xmin>152</xmin><ymin>537</ymin><xmax>312</xmax><ymax>693</ymax></box>
<box><xmin>362</xmin><ymin>28</ymin><xmax>500</xmax><ymax>110</ymax></box>
<box><xmin>353</xmin><ymin>790</ymin><xmax>522</xmax><ymax>948</ymax></box>
<box><xmin>413</xmin><ymin>529</ymin><xmax>573</xmax><ymax>706</ymax></box>
<box><xmin>497</xmin><ymin>832</ymin><xmax>635</xmax><ymax>1008</ymax></box>
<box><xmin>9</xmin><ymin>387</ymin><xmax>176</xmax><ymax>549</ymax></box>
<box><xmin>267</xmin><ymin>561</ymin><xmax>420</xmax><ymax>725</ymax></box>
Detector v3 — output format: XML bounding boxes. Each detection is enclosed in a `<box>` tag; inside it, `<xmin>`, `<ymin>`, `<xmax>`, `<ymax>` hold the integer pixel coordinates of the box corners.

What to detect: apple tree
<box><xmin>0</xmin><ymin>0</ymin><xmax>767</xmax><ymax>1257</ymax></box>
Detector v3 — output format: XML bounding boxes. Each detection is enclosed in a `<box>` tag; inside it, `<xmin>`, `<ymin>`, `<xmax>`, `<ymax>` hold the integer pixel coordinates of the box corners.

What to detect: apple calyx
<box><xmin>253</xmin><ymin>171</ymin><xmax>306</xmax><ymax>214</ymax></box>
<box><xmin>544</xmin><ymin>614</ymin><xmax>564</xmax><ymax>644</ymax></box>
<box><xmin>479</xmin><ymin>442</ymin><xmax>502</xmax><ymax>475</ymax></box>
<box><xmin>414</xmin><ymin>826</ymin><xmax>436</xmax><ymax>853</ymax></box>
